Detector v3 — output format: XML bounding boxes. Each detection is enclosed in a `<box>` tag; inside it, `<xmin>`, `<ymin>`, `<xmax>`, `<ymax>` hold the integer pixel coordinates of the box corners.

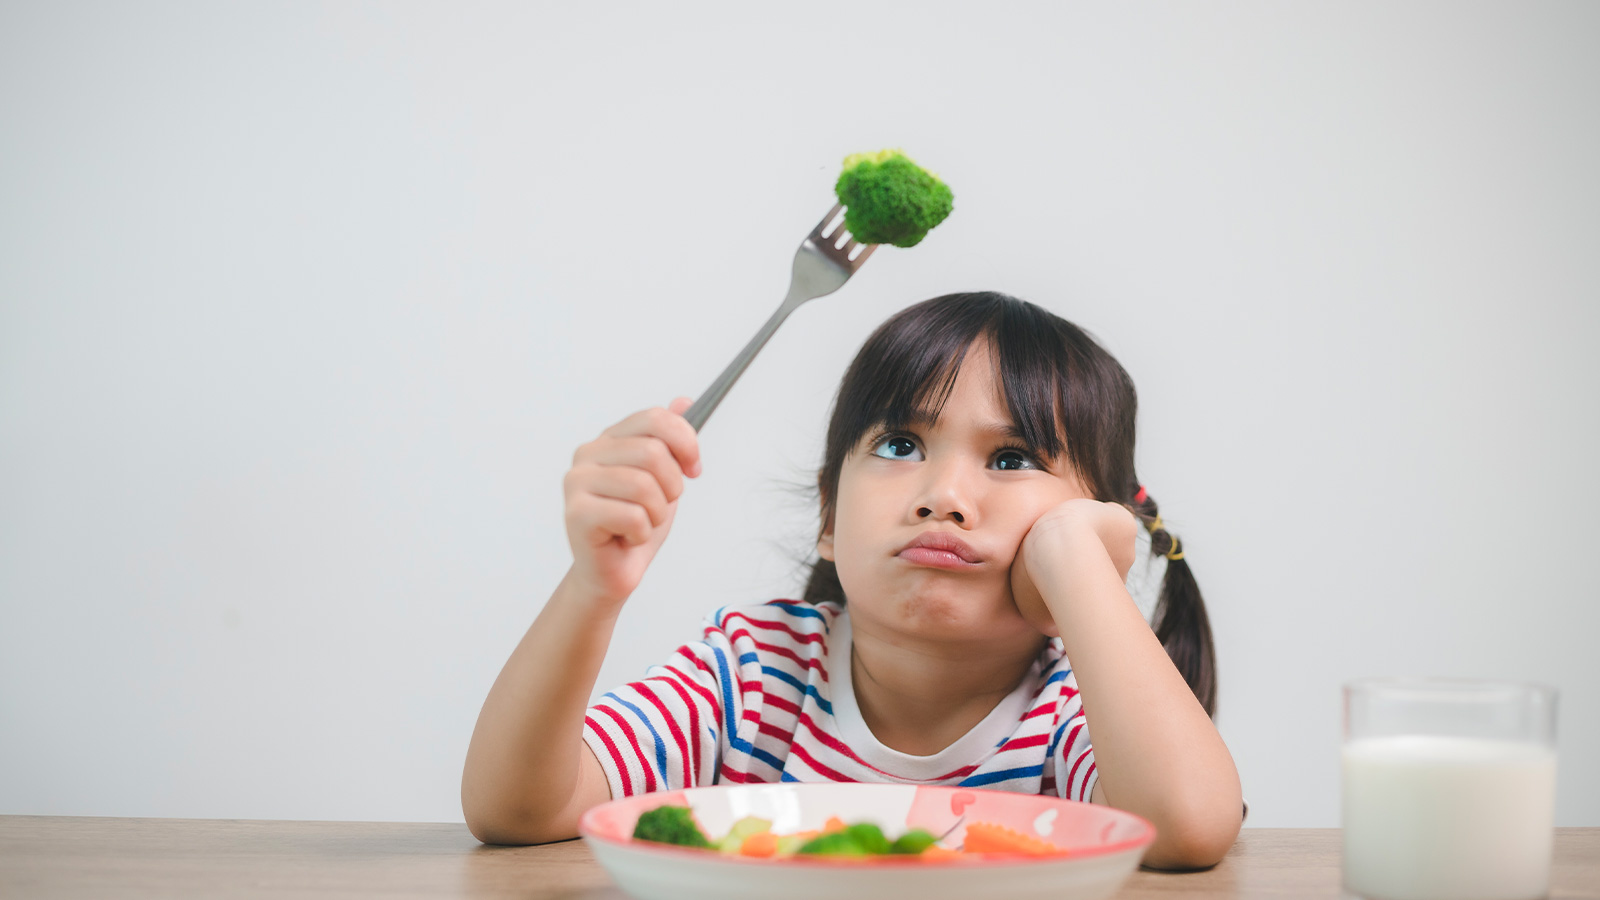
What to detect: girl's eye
<box><xmin>994</xmin><ymin>448</ymin><xmax>1041</xmax><ymax>471</ymax></box>
<box><xmin>871</xmin><ymin>435</ymin><xmax>923</xmax><ymax>461</ymax></box>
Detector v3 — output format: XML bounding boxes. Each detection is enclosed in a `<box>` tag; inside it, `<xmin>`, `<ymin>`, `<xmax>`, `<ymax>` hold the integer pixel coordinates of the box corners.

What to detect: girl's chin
<box><xmin>850</xmin><ymin>586</ymin><xmax>1035</xmax><ymax>640</ymax></box>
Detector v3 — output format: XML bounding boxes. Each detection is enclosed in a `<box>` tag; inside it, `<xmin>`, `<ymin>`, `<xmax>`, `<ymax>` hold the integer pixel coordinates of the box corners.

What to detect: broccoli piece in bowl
<box><xmin>795</xmin><ymin>822</ymin><xmax>892</xmax><ymax>857</ymax></box>
<box><xmin>632</xmin><ymin>805</ymin><xmax>713</xmax><ymax>849</ymax></box>
<box><xmin>795</xmin><ymin>830</ymin><xmax>869</xmax><ymax>857</ymax></box>
<box><xmin>890</xmin><ymin>828</ymin><xmax>939</xmax><ymax>854</ymax></box>
<box><xmin>834</xmin><ymin>149</ymin><xmax>954</xmax><ymax>248</ymax></box>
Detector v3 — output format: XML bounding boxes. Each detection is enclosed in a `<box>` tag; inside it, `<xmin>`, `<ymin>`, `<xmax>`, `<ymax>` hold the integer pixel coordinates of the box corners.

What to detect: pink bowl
<box><xmin>579</xmin><ymin>783</ymin><xmax>1155</xmax><ymax>900</ymax></box>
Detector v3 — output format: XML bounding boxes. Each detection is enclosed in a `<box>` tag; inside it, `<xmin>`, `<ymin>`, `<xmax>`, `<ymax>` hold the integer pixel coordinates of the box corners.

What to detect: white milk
<box><xmin>1342</xmin><ymin>735</ymin><xmax>1557</xmax><ymax>900</ymax></box>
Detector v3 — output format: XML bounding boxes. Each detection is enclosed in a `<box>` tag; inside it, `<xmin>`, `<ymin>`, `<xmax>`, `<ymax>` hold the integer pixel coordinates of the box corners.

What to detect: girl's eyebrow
<box><xmin>903</xmin><ymin>409</ymin><xmax>1029</xmax><ymax>442</ymax></box>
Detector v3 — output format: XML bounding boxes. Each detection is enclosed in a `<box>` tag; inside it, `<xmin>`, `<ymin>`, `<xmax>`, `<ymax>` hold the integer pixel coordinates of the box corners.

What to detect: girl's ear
<box><xmin>816</xmin><ymin>528</ymin><xmax>835</xmax><ymax>562</ymax></box>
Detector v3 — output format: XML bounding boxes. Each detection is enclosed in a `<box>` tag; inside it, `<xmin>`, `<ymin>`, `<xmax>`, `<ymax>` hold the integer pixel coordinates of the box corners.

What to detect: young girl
<box><xmin>462</xmin><ymin>291</ymin><xmax>1243</xmax><ymax>869</ymax></box>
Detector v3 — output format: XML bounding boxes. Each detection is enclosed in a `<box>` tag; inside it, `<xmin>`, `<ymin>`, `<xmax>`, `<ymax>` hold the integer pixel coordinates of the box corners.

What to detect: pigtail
<box><xmin>1131</xmin><ymin>486</ymin><xmax>1218</xmax><ymax>719</ymax></box>
<box><xmin>801</xmin><ymin>557</ymin><xmax>845</xmax><ymax>606</ymax></box>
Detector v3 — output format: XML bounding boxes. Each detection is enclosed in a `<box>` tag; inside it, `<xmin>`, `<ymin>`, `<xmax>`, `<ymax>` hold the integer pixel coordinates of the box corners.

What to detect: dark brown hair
<box><xmin>800</xmin><ymin>291</ymin><xmax>1217</xmax><ymax>717</ymax></box>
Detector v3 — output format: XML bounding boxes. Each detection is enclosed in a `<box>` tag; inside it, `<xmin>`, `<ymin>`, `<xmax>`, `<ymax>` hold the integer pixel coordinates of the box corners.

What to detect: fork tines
<box><xmin>811</xmin><ymin>203</ymin><xmax>876</xmax><ymax>269</ymax></box>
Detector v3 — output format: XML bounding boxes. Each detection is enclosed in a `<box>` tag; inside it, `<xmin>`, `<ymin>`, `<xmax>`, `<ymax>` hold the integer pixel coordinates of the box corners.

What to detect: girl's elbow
<box><xmin>464</xmin><ymin>803</ymin><xmax>574</xmax><ymax>846</ymax></box>
<box><xmin>1142</xmin><ymin>796</ymin><xmax>1243</xmax><ymax>870</ymax></box>
<box><xmin>1144</xmin><ymin>821</ymin><xmax>1237</xmax><ymax>870</ymax></box>
<box><xmin>463</xmin><ymin>796</ymin><xmax>531</xmax><ymax>846</ymax></box>
<box><xmin>462</xmin><ymin>783</ymin><xmax>569</xmax><ymax>846</ymax></box>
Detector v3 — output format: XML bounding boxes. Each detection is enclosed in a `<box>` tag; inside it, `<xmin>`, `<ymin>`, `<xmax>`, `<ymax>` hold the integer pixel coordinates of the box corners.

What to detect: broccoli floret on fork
<box><xmin>834</xmin><ymin>149</ymin><xmax>954</xmax><ymax>248</ymax></box>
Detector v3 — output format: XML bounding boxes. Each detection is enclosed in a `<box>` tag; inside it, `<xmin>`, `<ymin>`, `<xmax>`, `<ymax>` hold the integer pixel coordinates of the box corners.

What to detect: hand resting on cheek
<box><xmin>1010</xmin><ymin>498</ymin><xmax>1140</xmax><ymax>637</ymax></box>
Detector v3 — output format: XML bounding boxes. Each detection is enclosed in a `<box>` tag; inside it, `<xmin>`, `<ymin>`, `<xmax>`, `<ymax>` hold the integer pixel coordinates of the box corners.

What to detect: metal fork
<box><xmin>683</xmin><ymin>203</ymin><xmax>876</xmax><ymax>432</ymax></box>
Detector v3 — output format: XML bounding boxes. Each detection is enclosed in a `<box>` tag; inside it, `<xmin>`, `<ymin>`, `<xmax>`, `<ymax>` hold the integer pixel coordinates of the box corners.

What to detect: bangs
<box><xmin>831</xmin><ymin>295</ymin><xmax>1070</xmax><ymax>465</ymax></box>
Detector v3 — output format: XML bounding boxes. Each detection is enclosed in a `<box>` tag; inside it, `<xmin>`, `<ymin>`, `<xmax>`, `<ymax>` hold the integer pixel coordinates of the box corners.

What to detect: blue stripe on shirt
<box><xmin>604</xmin><ymin>691</ymin><xmax>669</xmax><ymax>783</ymax></box>
<box><xmin>762</xmin><ymin>665</ymin><xmax>804</xmax><ymax>692</ymax></box>
<box><xmin>710</xmin><ymin>645</ymin><xmax>738</xmax><ymax>740</ymax></box>
<box><xmin>960</xmin><ymin>765</ymin><xmax>1043</xmax><ymax>787</ymax></box>
<box><xmin>748</xmin><ymin>745</ymin><xmax>786</xmax><ymax>772</ymax></box>
<box><xmin>766</xmin><ymin>601</ymin><xmax>826</xmax><ymax>621</ymax></box>
<box><xmin>806</xmin><ymin>686</ymin><xmax>833</xmax><ymax>717</ymax></box>
<box><xmin>713</xmin><ymin>643</ymin><xmax>776</xmax><ymax>766</ymax></box>
<box><xmin>1047</xmin><ymin>713</ymin><xmax>1082</xmax><ymax>760</ymax></box>
<box><xmin>760</xmin><ymin>666</ymin><xmax>835</xmax><ymax>717</ymax></box>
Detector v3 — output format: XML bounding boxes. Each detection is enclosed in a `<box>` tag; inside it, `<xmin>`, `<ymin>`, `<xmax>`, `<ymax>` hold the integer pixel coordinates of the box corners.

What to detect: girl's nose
<box><xmin>914</xmin><ymin>461</ymin><xmax>975</xmax><ymax>525</ymax></box>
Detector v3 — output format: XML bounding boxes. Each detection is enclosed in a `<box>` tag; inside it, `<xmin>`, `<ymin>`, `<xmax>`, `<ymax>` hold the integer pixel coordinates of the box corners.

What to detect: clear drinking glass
<box><xmin>1342</xmin><ymin>678</ymin><xmax>1559</xmax><ymax>900</ymax></box>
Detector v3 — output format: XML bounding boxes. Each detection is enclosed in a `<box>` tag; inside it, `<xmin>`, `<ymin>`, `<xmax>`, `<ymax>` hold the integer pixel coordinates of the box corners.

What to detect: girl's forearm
<box><xmin>1039</xmin><ymin>532</ymin><xmax>1242</xmax><ymax>870</ymax></box>
<box><xmin>461</xmin><ymin>568</ymin><xmax>621</xmax><ymax>843</ymax></box>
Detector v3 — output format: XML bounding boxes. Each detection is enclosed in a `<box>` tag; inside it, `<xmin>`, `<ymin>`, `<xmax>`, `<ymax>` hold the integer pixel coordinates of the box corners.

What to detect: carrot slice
<box><xmin>822</xmin><ymin>816</ymin><xmax>848</xmax><ymax>834</ymax></box>
<box><xmin>739</xmin><ymin>830</ymin><xmax>778</xmax><ymax>858</ymax></box>
<box><xmin>962</xmin><ymin>822</ymin><xmax>1065</xmax><ymax>856</ymax></box>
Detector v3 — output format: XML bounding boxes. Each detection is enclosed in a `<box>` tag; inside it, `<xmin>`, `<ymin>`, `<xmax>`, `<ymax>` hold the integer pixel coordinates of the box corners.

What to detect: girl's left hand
<box><xmin>1010</xmin><ymin>499</ymin><xmax>1139</xmax><ymax>637</ymax></box>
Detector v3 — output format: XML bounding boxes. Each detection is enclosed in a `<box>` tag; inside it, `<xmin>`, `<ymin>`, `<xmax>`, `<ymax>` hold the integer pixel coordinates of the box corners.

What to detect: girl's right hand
<box><xmin>562</xmin><ymin>397</ymin><xmax>702</xmax><ymax>608</ymax></box>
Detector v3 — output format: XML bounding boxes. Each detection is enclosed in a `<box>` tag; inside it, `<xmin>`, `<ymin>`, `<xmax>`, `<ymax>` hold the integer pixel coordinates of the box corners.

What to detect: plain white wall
<box><xmin>2</xmin><ymin>1</ymin><xmax>1597</xmax><ymax>827</ymax></box>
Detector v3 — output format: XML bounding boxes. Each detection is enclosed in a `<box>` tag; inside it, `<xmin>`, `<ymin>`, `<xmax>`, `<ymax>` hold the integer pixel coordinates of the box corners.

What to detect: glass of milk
<box><xmin>1342</xmin><ymin>678</ymin><xmax>1558</xmax><ymax>900</ymax></box>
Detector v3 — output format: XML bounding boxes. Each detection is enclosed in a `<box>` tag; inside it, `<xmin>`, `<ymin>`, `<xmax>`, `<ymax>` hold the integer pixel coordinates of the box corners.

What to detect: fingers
<box><xmin>564</xmin><ymin>400</ymin><xmax>703</xmax><ymax>551</ymax></box>
<box><xmin>598</xmin><ymin>403</ymin><xmax>702</xmax><ymax>480</ymax></box>
<box><xmin>567</xmin><ymin>493</ymin><xmax>656</xmax><ymax>547</ymax></box>
<box><xmin>573</xmin><ymin>436</ymin><xmax>682</xmax><ymax>501</ymax></box>
<box><xmin>567</xmin><ymin>463</ymin><xmax>672</xmax><ymax>529</ymax></box>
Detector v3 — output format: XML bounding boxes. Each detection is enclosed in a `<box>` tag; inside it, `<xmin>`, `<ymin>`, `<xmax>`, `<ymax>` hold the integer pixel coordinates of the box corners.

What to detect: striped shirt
<box><xmin>582</xmin><ymin>599</ymin><xmax>1099</xmax><ymax>802</ymax></box>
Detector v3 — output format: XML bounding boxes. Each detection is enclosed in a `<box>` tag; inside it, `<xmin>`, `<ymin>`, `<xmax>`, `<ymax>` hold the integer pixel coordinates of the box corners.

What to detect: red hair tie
<box><xmin>1133</xmin><ymin>485</ymin><xmax>1148</xmax><ymax>505</ymax></box>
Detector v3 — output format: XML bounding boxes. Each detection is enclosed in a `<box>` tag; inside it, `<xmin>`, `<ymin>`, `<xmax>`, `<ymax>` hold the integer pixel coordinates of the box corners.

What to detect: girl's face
<box><xmin>817</xmin><ymin>338</ymin><xmax>1093</xmax><ymax>643</ymax></box>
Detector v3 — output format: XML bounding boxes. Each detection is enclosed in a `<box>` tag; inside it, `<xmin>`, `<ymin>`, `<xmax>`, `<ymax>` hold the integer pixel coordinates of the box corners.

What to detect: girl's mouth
<box><xmin>896</xmin><ymin>530</ymin><xmax>983</xmax><ymax>568</ymax></box>
<box><xmin>897</xmin><ymin>547</ymin><xmax>982</xmax><ymax>569</ymax></box>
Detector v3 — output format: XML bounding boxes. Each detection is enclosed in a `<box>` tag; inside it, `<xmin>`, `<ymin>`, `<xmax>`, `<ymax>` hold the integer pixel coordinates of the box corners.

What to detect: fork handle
<box><xmin>684</xmin><ymin>293</ymin><xmax>803</xmax><ymax>432</ymax></box>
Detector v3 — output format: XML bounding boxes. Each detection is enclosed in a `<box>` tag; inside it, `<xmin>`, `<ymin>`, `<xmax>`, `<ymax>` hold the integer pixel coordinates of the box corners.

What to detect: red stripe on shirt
<box><xmin>758</xmin><ymin>720</ymin><xmax>795</xmax><ymax>744</ymax></box>
<box><xmin>650</xmin><ymin>675</ymin><xmax>703</xmax><ymax>783</ymax></box>
<box><xmin>763</xmin><ymin>694</ymin><xmax>801</xmax><ymax>717</ymax></box>
<box><xmin>1066</xmin><ymin>747</ymin><xmax>1092</xmax><ymax>800</ymax></box>
<box><xmin>795</xmin><ymin>712</ymin><xmax>881</xmax><ymax>773</ymax></box>
<box><xmin>997</xmin><ymin>733</ymin><xmax>1050</xmax><ymax>753</ymax></box>
<box><xmin>634</xmin><ymin>681</ymin><xmax>692</xmax><ymax>789</ymax></box>
<box><xmin>585</xmin><ymin>713</ymin><xmax>635</xmax><ymax>797</ymax></box>
<box><xmin>788</xmin><ymin>740</ymin><xmax>856</xmax><ymax>783</ymax></box>
<box><xmin>662</xmin><ymin>664</ymin><xmax>721</xmax><ymax>718</ymax></box>
<box><xmin>794</xmin><ymin>712</ymin><xmax>979</xmax><ymax>783</ymax></box>
<box><xmin>1021</xmin><ymin>701</ymin><xmax>1055</xmax><ymax>721</ymax></box>
<box><xmin>725</xmin><ymin>628</ymin><xmax>831</xmax><ymax>682</ymax></box>
<box><xmin>1078</xmin><ymin>761</ymin><xmax>1097</xmax><ymax>802</ymax></box>
<box><xmin>595</xmin><ymin>704</ymin><xmax>658</xmax><ymax>794</ymax></box>
<box><xmin>721</xmin><ymin>610</ymin><xmax>825</xmax><ymax>646</ymax></box>
<box><xmin>1060</xmin><ymin>721</ymin><xmax>1085</xmax><ymax>758</ymax></box>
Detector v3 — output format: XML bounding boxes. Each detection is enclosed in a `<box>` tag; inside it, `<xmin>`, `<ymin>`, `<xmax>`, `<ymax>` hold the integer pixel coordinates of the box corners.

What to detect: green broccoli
<box><xmin>796</xmin><ymin>830</ymin><xmax>868</xmax><ymax>857</ymax></box>
<box><xmin>632</xmin><ymin>805</ymin><xmax>712</xmax><ymax>849</ymax></box>
<box><xmin>890</xmin><ymin>828</ymin><xmax>939</xmax><ymax>854</ymax></box>
<box><xmin>843</xmin><ymin>823</ymin><xmax>891</xmax><ymax>855</ymax></box>
<box><xmin>795</xmin><ymin>822</ymin><xmax>893</xmax><ymax>857</ymax></box>
<box><xmin>833</xmin><ymin>149</ymin><xmax>954</xmax><ymax>248</ymax></box>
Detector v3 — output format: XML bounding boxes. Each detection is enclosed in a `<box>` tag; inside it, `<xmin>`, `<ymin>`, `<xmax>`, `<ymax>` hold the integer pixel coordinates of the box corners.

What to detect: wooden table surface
<box><xmin>0</xmin><ymin>817</ymin><xmax>1596</xmax><ymax>899</ymax></box>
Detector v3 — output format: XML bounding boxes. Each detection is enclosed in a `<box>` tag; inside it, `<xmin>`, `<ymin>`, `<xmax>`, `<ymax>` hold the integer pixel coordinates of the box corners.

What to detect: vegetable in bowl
<box><xmin>632</xmin><ymin>805</ymin><xmax>713</xmax><ymax>849</ymax></box>
<box><xmin>630</xmin><ymin>806</ymin><xmax>1066</xmax><ymax>860</ymax></box>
